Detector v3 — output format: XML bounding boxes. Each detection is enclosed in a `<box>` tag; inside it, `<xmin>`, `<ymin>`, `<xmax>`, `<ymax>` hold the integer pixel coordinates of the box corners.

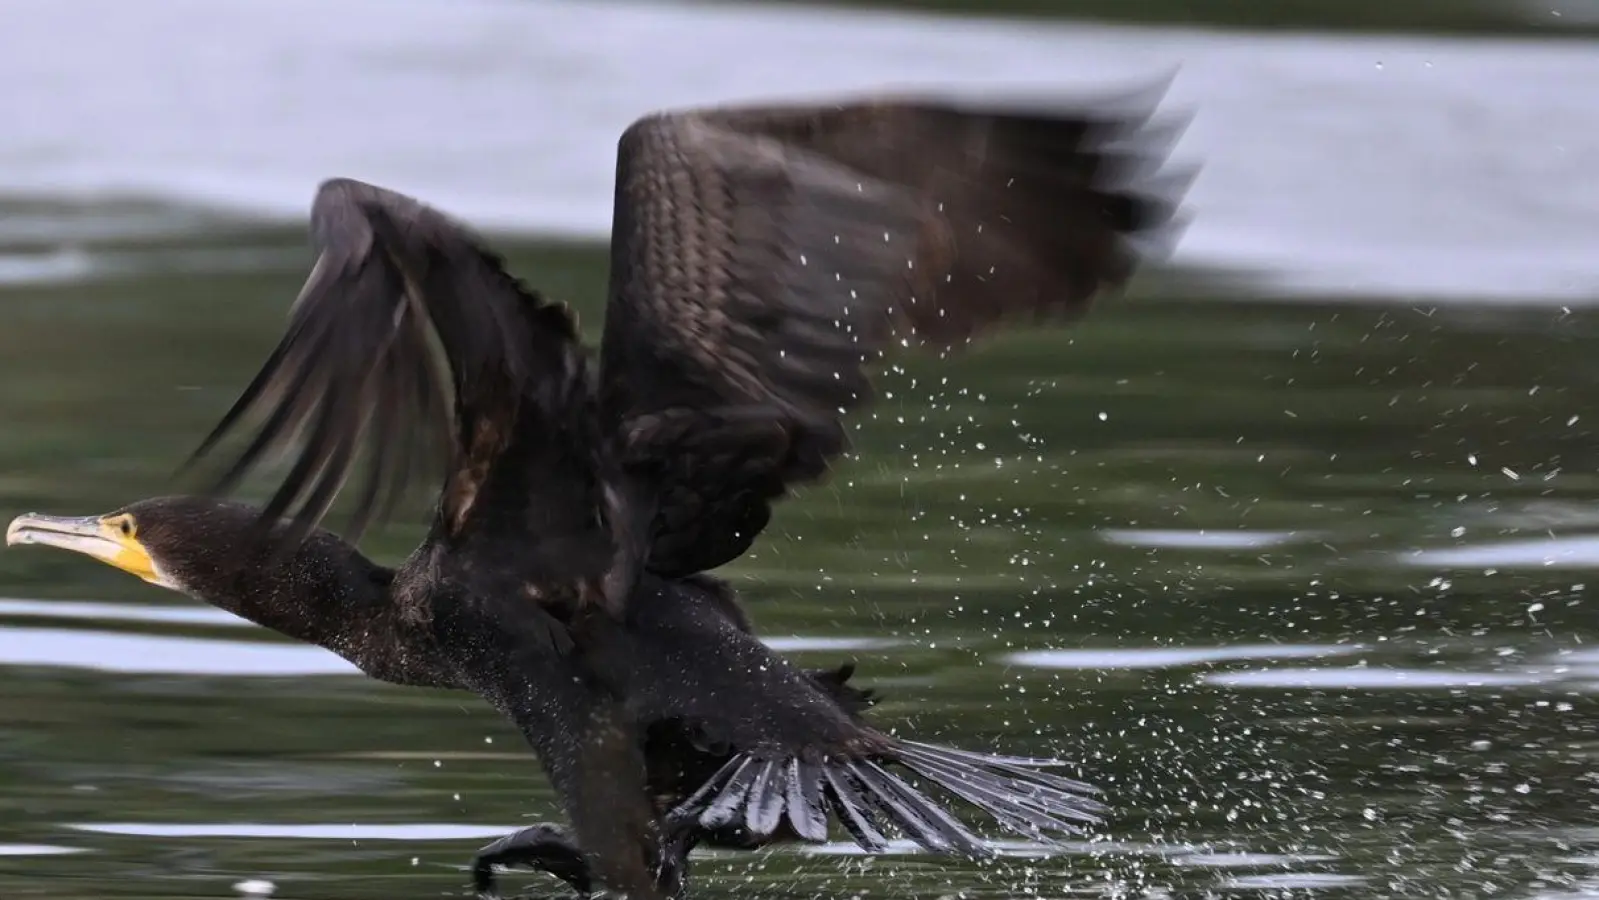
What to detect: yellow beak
<box><xmin>5</xmin><ymin>512</ymin><xmax>171</xmax><ymax>587</ymax></box>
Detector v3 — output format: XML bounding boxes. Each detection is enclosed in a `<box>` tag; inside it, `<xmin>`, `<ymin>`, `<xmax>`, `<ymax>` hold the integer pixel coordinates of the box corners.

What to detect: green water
<box><xmin>1</xmin><ymin>221</ymin><xmax>1598</xmax><ymax>899</ymax></box>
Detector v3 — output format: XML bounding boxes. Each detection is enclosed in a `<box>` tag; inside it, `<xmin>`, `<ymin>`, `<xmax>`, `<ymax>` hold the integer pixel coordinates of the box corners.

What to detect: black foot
<box><xmin>471</xmin><ymin>821</ymin><xmax>702</xmax><ymax>899</ymax></box>
<box><xmin>472</xmin><ymin>823</ymin><xmax>593</xmax><ymax>899</ymax></box>
<box><xmin>649</xmin><ymin>818</ymin><xmax>702</xmax><ymax>898</ymax></box>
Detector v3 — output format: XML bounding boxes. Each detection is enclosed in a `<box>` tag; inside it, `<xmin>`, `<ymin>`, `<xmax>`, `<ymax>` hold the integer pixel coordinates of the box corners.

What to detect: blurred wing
<box><xmin>596</xmin><ymin>84</ymin><xmax>1190</xmax><ymax>580</ymax></box>
<box><xmin>187</xmin><ymin>178</ymin><xmax>590</xmax><ymax>551</ymax></box>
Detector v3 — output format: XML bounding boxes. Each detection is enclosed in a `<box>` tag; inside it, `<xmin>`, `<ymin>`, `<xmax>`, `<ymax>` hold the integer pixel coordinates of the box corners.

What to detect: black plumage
<box><xmin>6</xmin><ymin>84</ymin><xmax>1189</xmax><ymax>899</ymax></box>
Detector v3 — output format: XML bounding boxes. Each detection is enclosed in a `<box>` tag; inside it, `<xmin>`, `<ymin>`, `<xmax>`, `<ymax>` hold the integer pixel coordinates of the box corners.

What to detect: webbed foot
<box><xmin>472</xmin><ymin>823</ymin><xmax>593</xmax><ymax>899</ymax></box>
<box><xmin>648</xmin><ymin>816</ymin><xmax>702</xmax><ymax>898</ymax></box>
<box><xmin>471</xmin><ymin>820</ymin><xmax>701</xmax><ymax>899</ymax></box>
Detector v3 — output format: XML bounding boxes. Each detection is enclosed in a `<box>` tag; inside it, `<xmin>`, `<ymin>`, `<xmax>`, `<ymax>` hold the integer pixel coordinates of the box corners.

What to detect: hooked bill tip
<box><xmin>5</xmin><ymin>514</ymin><xmax>37</xmax><ymax>546</ymax></box>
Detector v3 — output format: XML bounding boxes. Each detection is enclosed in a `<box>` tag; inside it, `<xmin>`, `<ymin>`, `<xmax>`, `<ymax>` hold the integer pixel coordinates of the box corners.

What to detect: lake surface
<box><xmin>4</xmin><ymin>1</ymin><xmax>1599</xmax><ymax>898</ymax></box>
<box><xmin>1</xmin><ymin>219</ymin><xmax>1598</xmax><ymax>898</ymax></box>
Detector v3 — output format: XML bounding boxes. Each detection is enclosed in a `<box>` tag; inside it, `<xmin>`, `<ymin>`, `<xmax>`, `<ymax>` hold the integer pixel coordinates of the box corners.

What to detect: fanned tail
<box><xmin>666</xmin><ymin>737</ymin><xmax>1104</xmax><ymax>856</ymax></box>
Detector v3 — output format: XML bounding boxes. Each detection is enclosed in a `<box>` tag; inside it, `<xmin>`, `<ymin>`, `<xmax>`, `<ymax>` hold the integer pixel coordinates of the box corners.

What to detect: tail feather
<box><xmin>897</xmin><ymin>759</ymin><xmax>1091</xmax><ymax>836</ymax></box>
<box><xmin>667</xmin><ymin>738</ymin><xmax>1103</xmax><ymax>856</ymax></box>
<box><xmin>893</xmin><ymin>746</ymin><xmax>1097</xmax><ymax>838</ymax></box>
<box><xmin>895</xmin><ymin>743</ymin><xmax>1104</xmax><ymax>821</ymax></box>
<box><xmin>847</xmin><ymin>759</ymin><xmax>989</xmax><ymax>855</ymax></box>
<box><xmin>786</xmin><ymin>760</ymin><xmax>829</xmax><ymax>841</ymax></box>
<box><xmin>821</xmin><ymin>767</ymin><xmax>891</xmax><ymax>851</ymax></box>
<box><xmin>696</xmin><ymin>757</ymin><xmax>758</xmax><ymax>830</ymax></box>
<box><xmin>746</xmin><ymin>759</ymin><xmax>787</xmax><ymax>835</ymax></box>
<box><xmin>900</xmin><ymin>739</ymin><xmax>1096</xmax><ymax>777</ymax></box>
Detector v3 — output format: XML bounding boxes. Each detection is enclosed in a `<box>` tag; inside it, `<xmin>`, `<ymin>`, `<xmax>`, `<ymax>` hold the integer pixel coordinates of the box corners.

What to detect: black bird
<box><xmin>6</xmin><ymin>84</ymin><xmax>1188</xmax><ymax>898</ymax></box>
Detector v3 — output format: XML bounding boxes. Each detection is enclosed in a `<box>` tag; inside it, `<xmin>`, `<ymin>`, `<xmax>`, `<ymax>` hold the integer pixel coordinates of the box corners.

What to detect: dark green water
<box><xmin>2</xmin><ymin>222</ymin><xmax>1598</xmax><ymax>899</ymax></box>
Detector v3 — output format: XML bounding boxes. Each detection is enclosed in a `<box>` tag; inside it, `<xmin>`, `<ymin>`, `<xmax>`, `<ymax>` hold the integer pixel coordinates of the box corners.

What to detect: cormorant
<box><xmin>6</xmin><ymin>85</ymin><xmax>1188</xmax><ymax>899</ymax></box>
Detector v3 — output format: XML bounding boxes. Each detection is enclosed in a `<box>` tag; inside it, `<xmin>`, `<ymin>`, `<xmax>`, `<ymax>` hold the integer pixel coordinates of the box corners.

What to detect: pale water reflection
<box><xmin>0</xmin><ymin>602</ymin><xmax>905</xmax><ymax>676</ymax></box>
<box><xmin>0</xmin><ymin>625</ymin><xmax>360</xmax><ymax>676</ymax></box>
<box><xmin>3</xmin><ymin>0</ymin><xmax>1599</xmax><ymax>300</ymax></box>
<box><xmin>1398</xmin><ymin>535</ymin><xmax>1599</xmax><ymax>569</ymax></box>
<box><xmin>0</xmin><ymin>844</ymin><xmax>87</xmax><ymax>857</ymax></box>
<box><xmin>70</xmin><ymin>823</ymin><xmax>514</xmax><ymax>841</ymax></box>
<box><xmin>0</xmin><ymin>596</ymin><xmax>245</xmax><ymax>627</ymax></box>
<box><xmin>1003</xmin><ymin>644</ymin><xmax>1365</xmax><ymax>670</ymax></box>
<box><xmin>1098</xmin><ymin>529</ymin><xmax>1309</xmax><ymax>550</ymax></box>
<box><xmin>1205</xmin><ymin>666</ymin><xmax>1564</xmax><ymax>690</ymax></box>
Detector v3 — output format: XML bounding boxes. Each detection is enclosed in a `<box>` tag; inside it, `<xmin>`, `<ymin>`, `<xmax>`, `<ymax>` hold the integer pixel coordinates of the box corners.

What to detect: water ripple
<box><xmin>0</xmin><ymin>625</ymin><xmax>358</xmax><ymax>676</ymax></box>
<box><xmin>1221</xmin><ymin>872</ymin><xmax>1369</xmax><ymax>890</ymax></box>
<box><xmin>1206</xmin><ymin>665</ymin><xmax>1558</xmax><ymax>690</ymax></box>
<box><xmin>0</xmin><ymin>602</ymin><xmax>899</xmax><ymax>676</ymax></box>
<box><xmin>0</xmin><ymin>597</ymin><xmax>248</xmax><ymax>627</ymax></box>
<box><xmin>1397</xmin><ymin>535</ymin><xmax>1599</xmax><ymax>569</ymax></box>
<box><xmin>1098</xmin><ymin>529</ymin><xmax>1306</xmax><ymax>550</ymax></box>
<box><xmin>1003</xmin><ymin>644</ymin><xmax>1364</xmax><ymax>670</ymax></box>
<box><xmin>0</xmin><ymin>844</ymin><xmax>87</xmax><ymax>856</ymax></box>
<box><xmin>69</xmin><ymin>822</ymin><xmax>511</xmax><ymax>841</ymax></box>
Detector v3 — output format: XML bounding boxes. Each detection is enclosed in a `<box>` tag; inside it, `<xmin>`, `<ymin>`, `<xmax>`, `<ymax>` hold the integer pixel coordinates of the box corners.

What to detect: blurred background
<box><xmin>2</xmin><ymin>1</ymin><xmax>1598</xmax><ymax>898</ymax></box>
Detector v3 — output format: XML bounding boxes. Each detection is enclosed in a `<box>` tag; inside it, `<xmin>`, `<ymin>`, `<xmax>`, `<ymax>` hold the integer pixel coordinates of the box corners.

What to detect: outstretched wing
<box><xmin>186</xmin><ymin>178</ymin><xmax>592</xmax><ymax>552</ymax></box>
<box><xmin>595</xmin><ymin>83</ymin><xmax>1191</xmax><ymax>584</ymax></box>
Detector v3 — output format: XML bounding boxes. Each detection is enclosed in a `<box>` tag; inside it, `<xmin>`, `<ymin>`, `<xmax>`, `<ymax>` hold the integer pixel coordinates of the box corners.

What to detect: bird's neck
<box><xmin>181</xmin><ymin>531</ymin><xmax>456</xmax><ymax>689</ymax></box>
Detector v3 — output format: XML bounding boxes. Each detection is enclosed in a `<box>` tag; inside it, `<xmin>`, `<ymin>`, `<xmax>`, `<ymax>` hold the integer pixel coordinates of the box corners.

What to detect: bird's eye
<box><xmin>118</xmin><ymin>519</ymin><xmax>133</xmax><ymax>537</ymax></box>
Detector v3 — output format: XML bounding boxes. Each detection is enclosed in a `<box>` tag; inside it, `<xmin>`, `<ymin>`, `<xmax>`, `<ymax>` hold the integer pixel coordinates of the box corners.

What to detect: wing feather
<box><xmin>596</xmin><ymin>82</ymin><xmax>1192</xmax><ymax>585</ymax></box>
<box><xmin>187</xmin><ymin>178</ymin><xmax>589</xmax><ymax>552</ymax></box>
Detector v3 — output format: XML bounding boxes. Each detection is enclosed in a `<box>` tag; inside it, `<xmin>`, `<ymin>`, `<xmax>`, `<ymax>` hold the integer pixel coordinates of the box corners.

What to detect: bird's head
<box><xmin>5</xmin><ymin>496</ymin><xmax>276</xmax><ymax>596</ymax></box>
<box><xmin>8</xmin><ymin>496</ymin><xmax>444</xmax><ymax>686</ymax></box>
